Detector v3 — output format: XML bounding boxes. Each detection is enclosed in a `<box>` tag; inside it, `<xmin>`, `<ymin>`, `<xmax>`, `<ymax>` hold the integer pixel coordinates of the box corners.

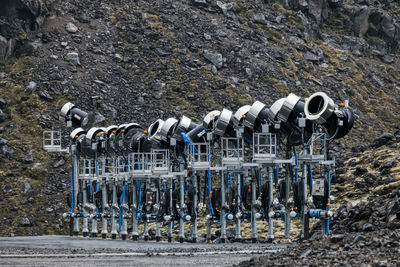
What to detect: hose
<box><xmin>71</xmin><ymin>163</ymin><xmax>74</xmax><ymax>212</ymax></box>
<box><xmin>118</xmin><ymin>183</ymin><xmax>127</xmax><ymax>233</ymax></box>
<box><xmin>259</xmin><ymin>172</ymin><xmax>262</xmax><ymax>185</ymax></box>
<box><xmin>293</xmin><ymin>147</ymin><xmax>298</xmax><ymax>182</ymax></box>
<box><xmin>208</xmin><ymin>170</ymin><xmax>214</xmax><ymax>215</ymax></box>
<box><xmin>136</xmin><ymin>181</ymin><xmax>142</xmax><ymax>220</ymax></box>
<box><xmin>229</xmin><ymin>174</ymin><xmax>233</xmax><ymax>188</ymax></box>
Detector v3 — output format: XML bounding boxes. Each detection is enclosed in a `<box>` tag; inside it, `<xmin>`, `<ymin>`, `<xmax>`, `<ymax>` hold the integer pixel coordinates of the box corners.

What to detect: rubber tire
<box><xmin>192</xmin><ymin>238</ymin><xmax>197</xmax><ymax>243</ymax></box>
<box><xmin>179</xmin><ymin>237</ymin><xmax>184</xmax><ymax>243</ymax></box>
<box><xmin>102</xmin><ymin>233</ymin><xmax>107</xmax><ymax>239</ymax></box>
<box><xmin>168</xmin><ymin>237</ymin><xmax>172</xmax><ymax>243</ymax></box>
<box><xmin>122</xmin><ymin>234</ymin><xmax>127</xmax><ymax>240</ymax></box>
<box><xmin>90</xmin><ymin>233</ymin><xmax>97</xmax><ymax>238</ymax></box>
<box><xmin>156</xmin><ymin>236</ymin><xmax>161</xmax><ymax>242</ymax></box>
<box><xmin>112</xmin><ymin>234</ymin><xmax>117</xmax><ymax>240</ymax></box>
<box><xmin>132</xmin><ymin>235</ymin><xmax>138</xmax><ymax>241</ymax></box>
<box><xmin>83</xmin><ymin>232</ymin><xmax>89</xmax><ymax>237</ymax></box>
<box><xmin>144</xmin><ymin>236</ymin><xmax>149</xmax><ymax>241</ymax></box>
<box><xmin>221</xmin><ymin>238</ymin><xmax>226</xmax><ymax>243</ymax></box>
<box><xmin>252</xmin><ymin>237</ymin><xmax>257</xmax><ymax>243</ymax></box>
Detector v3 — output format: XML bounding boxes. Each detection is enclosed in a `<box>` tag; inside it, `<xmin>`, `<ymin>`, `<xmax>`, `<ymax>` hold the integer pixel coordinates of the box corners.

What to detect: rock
<box><xmin>372</xmin><ymin>133</ymin><xmax>394</xmax><ymax>148</ymax></box>
<box><xmin>300</xmin><ymin>249</ymin><xmax>312</xmax><ymax>258</ymax></box>
<box><xmin>0</xmin><ymin>98</ymin><xmax>7</xmax><ymax>109</ymax></box>
<box><xmin>66</xmin><ymin>52</ymin><xmax>81</xmax><ymax>65</ymax></box>
<box><xmin>352</xmin><ymin>234</ymin><xmax>366</xmax><ymax>244</ymax></box>
<box><xmin>66</xmin><ymin>22</ymin><xmax>78</xmax><ymax>33</ymax></box>
<box><xmin>24</xmin><ymin>182</ymin><xmax>31</xmax><ymax>194</ymax></box>
<box><xmin>307</xmin><ymin>0</ymin><xmax>328</xmax><ymax>24</ymax></box>
<box><xmin>152</xmin><ymin>81</ymin><xmax>166</xmax><ymax>91</ymax></box>
<box><xmin>94</xmin><ymin>112</ymin><xmax>105</xmax><ymax>124</ymax></box>
<box><xmin>114</xmin><ymin>53</ymin><xmax>123</xmax><ymax>61</ymax></box>
<box><xmin>49</xmin><ymin>54</ymin><xmax>58</xmax><ymax>60</ymax></box>
<box><xmin>380</xmin><ymin>160</ymin><xmax>395</xmax><ymax>170</ymax></box>
<box><xmin>192</xmin><ymin>0</ymin><xmax>208</xmax><ymax>7</ymax></box>
<box><xmin>25</xmin><ymin>81</ymin><xmax>37</xmax><ymax>93</ymax></box>
<box><xmin>203</xmin><ymin>50</ymin><xmax>223</xmax><ymax>69</ymax></box>
<box><xmin>387</xmin><ymin>197</ymin><xmax>399</xmax><ymax>217</ymax></box>
<box><xmin>0</xmin><ymin>145</ymin><xmax>14</xmax><ymax>159</ymax></box>
<box><xmin>40</xmin><ymin>91</ymin><xmax>54</xmax><ymax>101</ymax></box>
<box><xmin>253</xmin><ymin>13</ymin><xmax>266</xmax><ymax>24</ymax></box>
<box><xmin>382</xmin><ymin>55</ymin><xmax>394</xmax><ymax>64</ymax></box>
<box><xmin>303</xmin><ymin>51</ymin><xmax>323</xmax><ymax>62</ymax></box>
<box><xmin>352</xmin><ymin>6</ymin><xmax>370</xmax><ymax>37</ymax></box>
<box><xmin>3</xmin><ymin>185</ymin><xmax>12</xmax><ymax>193</ymax></box>
<box><xmin>330</xmin><ymin>234</ymin><xmax>345</xmax><ymax>243</ymax></box>
<box><xmin>0</xmin><ymin>109</ymin><xmax>6</xmax><ymax>123</ymax></box>
<box><xmin>354</xmin><ymin>166</ymin><xmax>368</xmax><ymax>176</ymax></box>
<box><xmin>61</xmin><ymin>42</ymin><xmax>68</xmax><ymax>47</ymax></box>
<box><xmin>0</xmin><ymin>35</ymin><xmax>16</xmax><ymax>61</ymax></box>
<box><xmin>100</xmin><ymin>103</ymin><xmax>117</xmax><ymax>119</ymax></box>
<box><xmin>53</xmin><ymin>158</ymin><xmax>65</xmax><ymax>168</ymax></box>
<box><xmin>0</xmin><ymin>138</ymin><xmax>8</xmax><ymax>146</ymax></box>
<box><xmin>361</xmin><ymin>223</ymin><xmax>374</xmax><ymax>232</ymax></box>
<box><xmin>363</xmin><ymin>173</ymin><xmax>376</xmax><ymax>185</ymax></box>
<box><xmin>46</xmin><ymin>207</ymin><xmax>54</xmax><ymax>213</ymax></box>
<box><xmin>216</xmin><ymin>1</ymin><xmax>234</xmax><ymax>16</ymax></box>
<box><xmin>19</xmin><ymin>217</ymin><xmax>32</xmax><ymax>227</ymax></box>
<box><xmin>22</xmin><ymin>153</ymin><xmax>33</xmax><ymax>164</ymax></box>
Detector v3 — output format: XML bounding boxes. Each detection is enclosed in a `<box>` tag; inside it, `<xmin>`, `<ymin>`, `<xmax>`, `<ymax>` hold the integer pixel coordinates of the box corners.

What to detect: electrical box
<box><xmin>298</xmin><ymin>118</ymin><xmax>306</xmax><ymax>128</ymax></box>
<box><xmin>170</xmin><ymin>138</ymin><xmax>176</xmax><ymax>146</ymax></box>
<box><xmin>262</xmin><ymin>123</ymin><xmax>269</xmax><ymax>133</ymax></box>
<box><xmin>312</xmin><ymin>179</ymin><xmax>325</xmax><ymax>196</ymax></box>
<box><xmin>207</xmin><ymin>132</ymin><xmax>213</xmax><ymax>141</ymax></box>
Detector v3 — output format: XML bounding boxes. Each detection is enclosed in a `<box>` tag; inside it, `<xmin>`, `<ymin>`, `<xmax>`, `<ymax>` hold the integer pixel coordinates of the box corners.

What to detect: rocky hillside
<box><xmin>0</xmin><ymin>0</ymin><xmax>399</xmax><ymax>242</ymax></box>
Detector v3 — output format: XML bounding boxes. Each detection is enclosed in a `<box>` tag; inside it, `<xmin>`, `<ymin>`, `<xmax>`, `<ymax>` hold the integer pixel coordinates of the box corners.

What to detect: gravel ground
<box><xmin>0</xmin><ymin>236</ymin><xmax>287</xmax><ymax>266</ymax></box>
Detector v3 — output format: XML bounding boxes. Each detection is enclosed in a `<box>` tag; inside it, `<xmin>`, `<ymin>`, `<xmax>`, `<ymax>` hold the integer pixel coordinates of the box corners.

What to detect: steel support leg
<box><xmin>101</xmin><ymin>179</ymin><xmax>108</xmax><ymax>238</ymax></box>
<box><xmin>301</xmin><ymin>164</ymin><xmax>309</xmax><ymax>240</ymax></box>
<box><xmin>268</xmin><ymin>167</ymin><xmax>274</xmax><ymax>241</ymax></box>
<box><xmin>220</xmin><ymin>171</ymin><xmax>226</xmax><ymax>243</ymax></box>
<box><xmin>191</xmin><ymin>174</ymin><xmax>198</xmax><ymax>243</ymax></box>
<box><xmin>284</xmin><ymin>168</ymin><xmax>291</xmax><ymax>238</ymax></box>
<box><xmin>111</xmin><ymin>181</ymin><xmax>117</xmax><ymax>239</ymax></box>
<box><xmin>156</xmin><ymin>179</ymin><xmax>161</xmax><ymax>242</ymax></box>
<box><xmin>235</xmin><ymin>173</ymin><xmax>242</xmax><ymax>241</ymax></box>
<box><xmin>82</xmin><ymin>181</ymin><xmax>89</xmax><ymax>237</ymax></box>
<box><xmin>251</xmin><ymin>177</ymin><xmax>257</xmax><ymax>243</ymax></box>
<box><xmin>179</xmin><ymin>176</ymin><xmax>185</xmax><ymax>243</ymax></box>
<box><xmin>121</xmin><ymin>183</ymin><xmax>128</xmax><ymax>240</ymax></box>
<box><xmin>132</xmin><ymin>181</ymin><xmax>138</xmax><ymax>240</ymax></box>
<box><xmin>168</xmin><ymin>179</ymin><xmax>173</xmax><ymax>243</ymax></box>
<box><xmin>73</xmin><ymin>155</ymin><xmax>79</xmax><ymax>236</ymax></box>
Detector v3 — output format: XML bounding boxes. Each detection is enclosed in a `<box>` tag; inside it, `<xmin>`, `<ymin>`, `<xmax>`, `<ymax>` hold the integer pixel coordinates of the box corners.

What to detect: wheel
<box><xmin>235</xmin><ymin>238</ymin><xmax>242</xmax><ymax>243</ymax></box>
<box><xmin>73</xmin><ymin>231</ymin><xmax>79</xmax><ymax>237</ymax></box>
<box><xmin>168</xmin><ymin>237</ymin><xmax>172</xmax><ymax>243</ymax></box>
<box><xmin>144</xmin><ymin>236</ymin><xmax>149</xmax><ymax>241</ymax></box>
<box><xmin>90</xmin><ymin>233</ymin><xmax>97</xmax><ymax>238</ymax></box>
<box><xmin>192</xmin><ymin>238</ymin><xmax>197</xmax><ymax>243</ymax></box>
<box><xmin>156</xmin><ymin>236</ymin><xmax>161</xmax><ymax>242</ymax></box>
<box><xmin>112</xmin><ymin>234</ymin><xmax>116</xmax><ymax>239</ymax></box>
<box><xmin>132</xmin><ymin>235</ymin><xmax>138</xmax><ymax>241</ymax></box>
<box><xmin>102</xmin><ymin>233</ymin><xmax>107</xmax><ymax>239</ymax></box>
<box><xmin>83</xmin><ymin>232</ymin><xmax>88</xmax><ymax>237</ymax></box>
<box><xmin>221</xmin><ymin>238</ymin><xmax>226</xmax><ymax>243</ymax></box>
<box><xmin>252</xmin><ymin>237</ymin><xmax>257</xmax><ymax>243</ymax></box>
<box><xmin>122</xmin><ymin>234</ymin><xmax>127</xmax><ymax>240</ymax></box>
<box><xmin>179</xmin><ymin>237</ymin><xmax>184</xmax><ymax>243</ymax></box>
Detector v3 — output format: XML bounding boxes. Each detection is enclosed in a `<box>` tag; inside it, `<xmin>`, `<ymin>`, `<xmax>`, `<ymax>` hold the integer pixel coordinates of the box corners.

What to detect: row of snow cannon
<box><xmin>61</xmin><ymin>92</ymin><xmax>354</xmax><ymax>243</ymax></box>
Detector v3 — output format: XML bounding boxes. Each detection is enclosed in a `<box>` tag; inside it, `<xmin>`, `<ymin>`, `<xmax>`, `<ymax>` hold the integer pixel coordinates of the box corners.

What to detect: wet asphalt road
<box><xmin>0</xmin><ymin>236</ymin><xmax>286</xmax><ymax>266</ymax></box>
